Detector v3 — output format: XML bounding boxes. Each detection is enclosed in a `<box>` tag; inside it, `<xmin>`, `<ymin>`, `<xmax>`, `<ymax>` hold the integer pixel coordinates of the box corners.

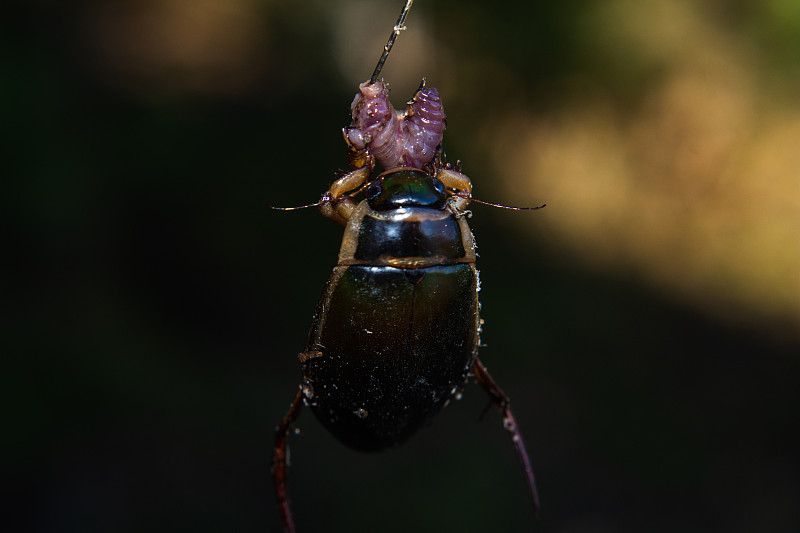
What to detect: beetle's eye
<box><xmin>365</xmin><ymin>182</ymin><xmax>381</xmax><ymax>200</ymax></box>
<box><xmin>431</xmin><ymin>176</ymin><xmax>446</xmax><ymax>195</ymax></box>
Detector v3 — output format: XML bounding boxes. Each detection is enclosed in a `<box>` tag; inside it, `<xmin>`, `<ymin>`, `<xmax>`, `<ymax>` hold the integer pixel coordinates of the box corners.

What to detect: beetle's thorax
<box><xmin>337</xmin><ymin>170</ymin><xmax>475</xmax><ymax>269</ymax></box>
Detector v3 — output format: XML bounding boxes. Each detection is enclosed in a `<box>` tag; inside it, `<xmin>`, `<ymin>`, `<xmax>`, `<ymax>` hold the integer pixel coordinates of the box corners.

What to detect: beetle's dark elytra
<box><xmin>301</xmin><ymin>262</ymin><xmax>478</xmax><ymax>451</ymax></box>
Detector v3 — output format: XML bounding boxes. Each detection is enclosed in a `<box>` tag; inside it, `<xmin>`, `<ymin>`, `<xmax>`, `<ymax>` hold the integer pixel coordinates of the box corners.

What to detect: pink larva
<box><xmin>346</xmin><ymin>80</ymin><xmax>446</xmax><ymax>170</ymax></box>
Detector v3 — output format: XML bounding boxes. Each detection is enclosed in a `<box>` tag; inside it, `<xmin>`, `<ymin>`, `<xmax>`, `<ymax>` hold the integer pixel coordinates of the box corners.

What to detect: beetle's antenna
<box><xmin>269</xmin><ymin>183</ymin><xmax>373</xmax><ymax>212</ymax></box>
<box><xmin>268</xmin><ymin>201</ymin><xmax>324</xmax><ymax>211</ymax></box>
<box><xmin>451</xmin><ymin>192</ymin><xmax>547</xmax><ymax>211</ymax></box>
<box><xmin>370</xmin><ymin>0</ymin><xmax>414</xmax><ymax>84</ymax></box>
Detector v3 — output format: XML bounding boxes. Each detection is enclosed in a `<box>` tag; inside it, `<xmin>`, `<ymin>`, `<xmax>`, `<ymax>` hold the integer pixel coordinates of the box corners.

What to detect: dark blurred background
<box><xmin>4</xmin><ymin>0</ymin><xmax>799</xmax><ymax>532</ymax></box>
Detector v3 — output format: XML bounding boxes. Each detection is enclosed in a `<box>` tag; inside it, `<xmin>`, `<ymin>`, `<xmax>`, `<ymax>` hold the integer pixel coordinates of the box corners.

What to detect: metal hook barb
<box><xmin>369</xmin><ymin>0</ymin><xmax>414</xmax><ymax>84</ymax></box>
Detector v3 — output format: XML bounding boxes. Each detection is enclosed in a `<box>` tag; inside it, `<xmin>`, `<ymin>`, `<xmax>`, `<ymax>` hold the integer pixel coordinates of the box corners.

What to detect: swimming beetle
<box><xmin>272</xmin><ymin>2</ymin><xmax>542</xmax><ymax>531</ymax></box>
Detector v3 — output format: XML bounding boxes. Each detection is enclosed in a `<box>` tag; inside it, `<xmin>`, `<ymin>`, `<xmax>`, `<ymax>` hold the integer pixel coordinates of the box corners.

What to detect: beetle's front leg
<box><xmin>273</xmin><ymin>389</ymin><xmax>304</xmax><ymax>533</ymax></box>
<box><xmin>319</xmin><ymin>166</ymin><xmax>372</xmax><ymax>226</ymax></box>
<box><xmin>436</xmin><ymin>168</ymin><xmax>472</xmax><ymax>212</ymax></box>
<box><xmin>473</xmin><ymin>357</ymin><xmax>541</xmax><ymax>512</ymax></box>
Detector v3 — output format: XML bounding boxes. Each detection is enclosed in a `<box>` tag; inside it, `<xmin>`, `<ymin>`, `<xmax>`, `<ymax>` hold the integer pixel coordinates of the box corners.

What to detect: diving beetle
<box><xmin>272</xmin><ymin>2</ymin><xmax>543</xmax><ymax>531</ymax></box>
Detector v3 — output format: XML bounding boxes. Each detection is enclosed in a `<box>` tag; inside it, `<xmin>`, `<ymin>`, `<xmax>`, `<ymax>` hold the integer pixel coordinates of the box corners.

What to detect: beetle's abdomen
<box><xmin>301</xmin><ymin>264</ymin><xmax>479</xmax><ymax>451</ymax></box>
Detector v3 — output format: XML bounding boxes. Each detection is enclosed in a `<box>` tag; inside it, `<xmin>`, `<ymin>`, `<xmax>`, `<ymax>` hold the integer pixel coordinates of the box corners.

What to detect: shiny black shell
<box><xmin>299</xmin><ymin>169</ymin><xmax>479</xmax><ymax>451</ymax></box>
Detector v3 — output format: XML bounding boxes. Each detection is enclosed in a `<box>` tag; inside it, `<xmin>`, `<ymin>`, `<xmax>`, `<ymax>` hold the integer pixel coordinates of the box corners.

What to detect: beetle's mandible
<box><xmin>271</xmin><ymin>2</ymin><xmax>542</xmax><ymax>531</ymax></box>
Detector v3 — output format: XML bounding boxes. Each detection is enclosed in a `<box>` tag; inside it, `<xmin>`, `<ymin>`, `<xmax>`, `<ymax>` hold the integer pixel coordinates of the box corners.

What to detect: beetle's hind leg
<box><xmin>273</xmin><ymin>390</ymin><xmax>304</xmax><ymax>533</ymax></box>
<box><xmin>473</xmin><ymin>357</ymin><xmax>541</xmax><ymax>512</ymax></box>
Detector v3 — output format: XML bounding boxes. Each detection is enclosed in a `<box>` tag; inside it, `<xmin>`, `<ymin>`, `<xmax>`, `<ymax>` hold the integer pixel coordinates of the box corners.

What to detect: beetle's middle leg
<box><xmin>473</xmin><ymin>357</ymin><xmax>541</xmax><ymax>512</ymax></box>
<box><xmin>273</xmin><ymin>389</ymin><xmax>304</xmax><ymax>533</ymax></box>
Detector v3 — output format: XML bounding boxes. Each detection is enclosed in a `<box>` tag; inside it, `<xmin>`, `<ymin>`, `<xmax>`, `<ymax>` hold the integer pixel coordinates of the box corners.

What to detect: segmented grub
<box><xmin>346</xmin><ymin>80</ymin><xmax>446</xmax><ymax>170</ymax></box>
